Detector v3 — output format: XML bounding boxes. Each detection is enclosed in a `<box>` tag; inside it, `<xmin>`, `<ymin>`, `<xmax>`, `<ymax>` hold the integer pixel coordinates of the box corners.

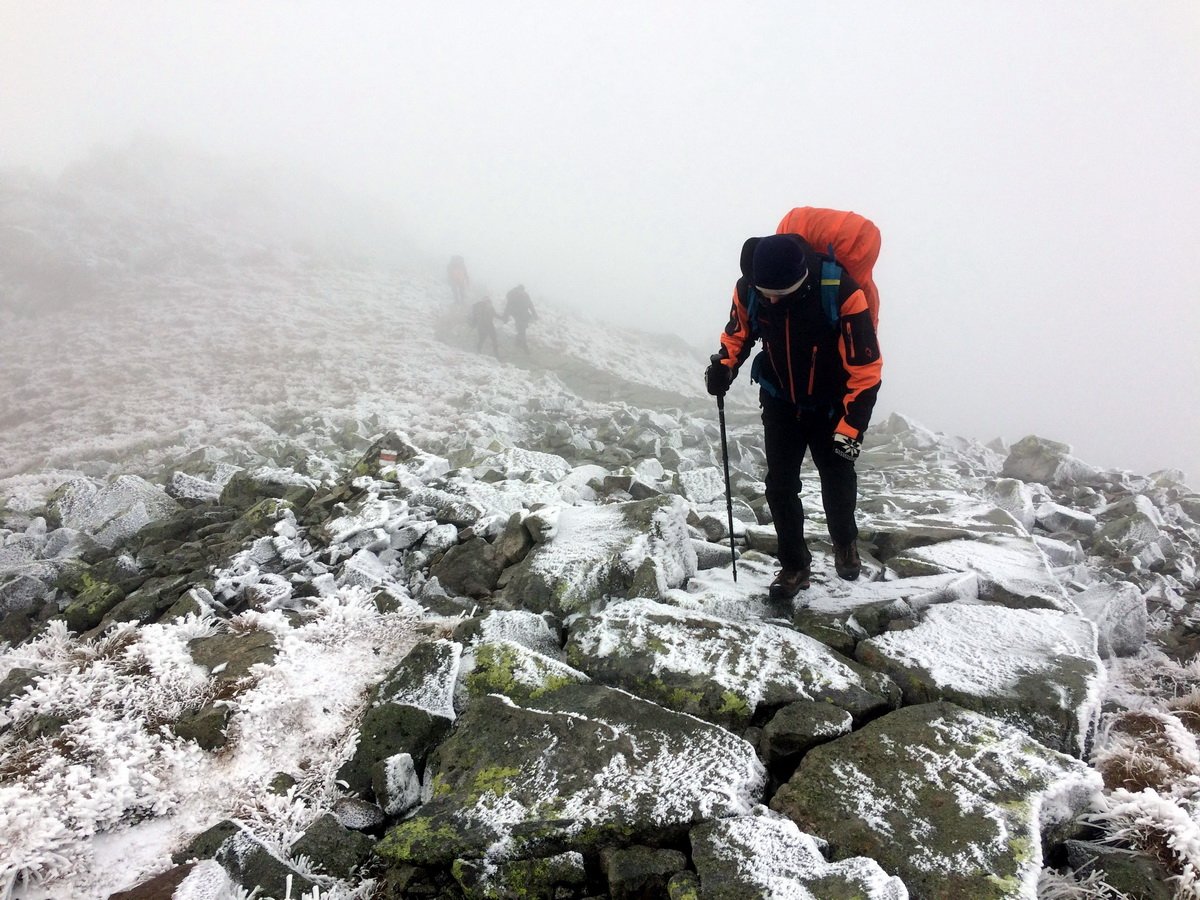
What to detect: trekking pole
<box><xmin>716</xmin><ymin>394</ymin><xmax>738</xmax><ymax>582</ymax></box>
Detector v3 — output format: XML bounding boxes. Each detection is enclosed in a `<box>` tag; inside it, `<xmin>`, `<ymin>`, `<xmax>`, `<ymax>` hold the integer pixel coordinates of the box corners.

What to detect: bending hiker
<box><xmin>502</xmin><ymin>284</ymin><xmax>537</xmax><ymax>353</ymax></box>
<box><xmin>705</xmin><ymin>229</ymin><xmax>882</xmax><ymax>600</ymax></box>
<box><xmin>472</xmin><ymin>296</ymin><xmax>500</xmax><ymax>357</ymax></box>
<box><xmin>447</xmin><ymin>255</ymin><xmax>469</xmax><ymax>304</ymax></box>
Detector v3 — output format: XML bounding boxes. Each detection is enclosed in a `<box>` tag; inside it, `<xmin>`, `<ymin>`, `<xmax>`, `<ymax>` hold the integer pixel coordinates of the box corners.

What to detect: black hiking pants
<box><xmin>761</xmin><ymin>394</ymin><xmax>859</xmax><ymax>571</ymax></box>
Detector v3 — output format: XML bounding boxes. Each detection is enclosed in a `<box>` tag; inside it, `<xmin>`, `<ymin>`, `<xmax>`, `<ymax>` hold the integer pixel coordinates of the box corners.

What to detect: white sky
<box><xmin>2</xmin><ymin>2</ymin><xmax>1198</xmax><ymax>482</ymax></box>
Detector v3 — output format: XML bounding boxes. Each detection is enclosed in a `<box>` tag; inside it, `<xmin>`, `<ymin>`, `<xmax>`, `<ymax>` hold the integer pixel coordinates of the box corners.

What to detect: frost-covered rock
<box><xmin>1002</xmin><ymin>435</ymin><xmax>1100</xmax><ymax>486</ymax></box>
<box><xmin>1034</xmin><ymin>535</ymin><xmax>1085</xmax><ymax>567</ymax></box>
<box><xmin>1070</xmin><ymin>581</ymin><xmax>1147</xmax><ymax>657</ymax></box>
<box><xmin>372</xmin><ymin>753</ymin><xmax>421</xmax><ymax>818</ymax></box>
<box><xmin>856</xmin><ymin>605</ymin><xmax>1104</xmax><ymax>755</ymax></box>
<box><xmin>473</xmin><ymin>446</ymin><xmax>572</xmax><ymax>482</ymax></box>
<box><xmin>428</xmin><ymin>536</ymin><xmax>503</xmax><ymax>598</ymax></box>
<box><xmin>338</xmin><ymin>640</ymin><xmax>461</xmax><ymax>795</ymax></box>
<box><xmin>464</xmin><ymin>639</ymin><xmax>589</xmax><ymax>704</ymax></box>
<box><xmin>675</xmin><ymin>466</ymin><xmax>726</xmax><ymax>504</ymax></box>
<box><xmin>886</xmin><ymin>534</ymin><xmax>1072</xmax><ymax>611</ymax></box>
<box><xmin>373</xmin><ymin>639</ymin><xmax>461</xmax><ymax>718</ymax></box>
<box><xmin>691</xmin><ymin>812</ymin><xmax>908</xmax><ymax>899</ymax></box>
<box><xmin>986</xmin><ymin>478</ymin><xmax>1036</xmax><ymax>532</ymax></box>
<box><xmin>500</xmin><ymin>495</ymin><xmax>696</xmax><ymax>616</ymax></box>
<box><xmin>46</xmin><ymin>474</ymin><xmax>181</xmax><ymax>549</ymax></box>
<box><xmin>288</xmin><ymin>816</ymin><xmax>376</xmax><ymax>881</ymax></box>
<box><xmin>760</xmin><ymin>700</ymin><xmax>854</xmax><ymax>766</ymax></box>
<box><xmin>566</xmin><ymin>598</ymin><xmax>900</xmax><ymax>727</ymax></box>
<box><xmin>214</xmin><ymin>828</ymin><xmax>317</xmax><ymax>897</ymax></box>
<box><xmin>453</xmin><ymin>851</ymin><xmax>587</xmax><ymax>900</ymax></box>
<box><xmin>375</xmin><ymin>685</ymin><xmax>765</xmax><ymax>866</ymax></box>
<box><xmin>1035</xmin><ymin>502</ymin><xmax>1098</xmax><ymax>537</ymax></box>
<box><xmin>771</xmin><ymin>702</ymin><xmax>1103</xmax><ymax>900</ymax></box>
<box><xmin>792</xmin><ymin>571</ymin><xmax>979</xmax><ymax>653</ymax></box>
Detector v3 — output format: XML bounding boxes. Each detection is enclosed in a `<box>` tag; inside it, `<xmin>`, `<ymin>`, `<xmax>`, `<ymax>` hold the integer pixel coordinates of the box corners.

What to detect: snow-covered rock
<box><xmin>770</xmin><ymin>702</ymin><xmax>1103</xmax><ymax>900</ymax></box>
<box><xmin>567</xmin><ymin>598</ymin><xmax>900</xmax><ymax>727</ymax></box>
<box><xmin>375</xmin><ymin>685</ymin><xmax>765</xmax><ymax>866</ymax></box>
<box><xmin>856</xmin><ymin>605</ymin><xmax>1104</xmax><ymax>755</ymax></box>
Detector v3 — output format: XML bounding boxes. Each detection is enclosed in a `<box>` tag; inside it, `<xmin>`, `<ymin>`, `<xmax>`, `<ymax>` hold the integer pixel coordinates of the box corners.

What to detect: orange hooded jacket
<box><xmin>715</xmin><ymin>234</ymin><xmax>882</xmax><ymax>441</ymax></box>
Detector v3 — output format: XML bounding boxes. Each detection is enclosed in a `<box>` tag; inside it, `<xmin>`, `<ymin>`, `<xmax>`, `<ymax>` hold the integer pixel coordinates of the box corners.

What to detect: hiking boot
<box><xmin>769</xmin><ymin>567</ymin><xmax>811</xmax><ymax>601</ymax></box>
<box><xmin>833</xmin><ymin>542</ymin><xmax>861</xmax><ymax>580</ymax></box>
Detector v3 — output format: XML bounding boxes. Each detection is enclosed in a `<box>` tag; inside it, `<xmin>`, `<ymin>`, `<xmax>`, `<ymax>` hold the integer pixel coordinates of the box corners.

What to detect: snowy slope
<box><xmin>2</xmin><ymin>163</ymin><xmax>1200</xmax><ymax>899</ymax></box>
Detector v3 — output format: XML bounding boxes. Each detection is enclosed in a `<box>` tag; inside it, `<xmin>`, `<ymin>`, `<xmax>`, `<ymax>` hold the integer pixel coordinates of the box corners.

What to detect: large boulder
<box><xmin>1002</xmin><ymin>435</ymin><xmax>1099</xmax><ymax>486</ymax></box>
<box><xmin>771</xmin><ymin>702</ymin><xmax>1102</xmax><ymax>900</ymax></box>
<box><xmin>46</xmin><ymin>475</ymin><xmax>181</xmax><ymax>549</ymax></box>
<box><xmin>566</xmin><ymin>598</ymin><xmax>900</xmax><ymax>728</ymax></box>
<box><xmin>374</xmin><ymin>685</ymin><xmax>765</xmax><ymax>867</ymax></box>
<box><xmin>856</xmin><ymin>605</ymin><xmax>1103</xmax><ymax>755</ymax></box>
<box><xmin>1070</xmin><ymin>581</ymin><xmax>1147</xmax><ymax>657</ymax></box>
<box><xmin>500</xmin><ymin>495</ymin><xmax>696</xmax><ymax>616</ymax></box>
<box><xmin>690</xmin><ymin>813</ymin><xmax>907</xmax><ymax>899</ymax></box>
<box><xmin>428</xmin><ymin>536</ymin><xmax>504</xmax><ymax>598</ymax></box>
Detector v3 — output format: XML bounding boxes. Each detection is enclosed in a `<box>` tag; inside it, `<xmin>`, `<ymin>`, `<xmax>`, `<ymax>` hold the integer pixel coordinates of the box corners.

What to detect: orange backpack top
<box><xmin>777</xmin><ymin>207</ymin><xmax>881</xmax><ymax>328</ymax></box>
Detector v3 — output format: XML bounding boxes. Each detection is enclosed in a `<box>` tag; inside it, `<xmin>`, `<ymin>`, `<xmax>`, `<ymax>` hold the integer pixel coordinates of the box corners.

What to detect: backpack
<box><xmin>776</xmin><ymin>207</ymin><xmax>881</xmax><ymax>328</ymax></box>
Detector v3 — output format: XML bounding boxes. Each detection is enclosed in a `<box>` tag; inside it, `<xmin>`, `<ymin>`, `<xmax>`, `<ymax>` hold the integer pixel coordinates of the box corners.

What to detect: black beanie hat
<box><xmin>753</xmin><ymin>234</ymin><xmax>810</xmax><ymax>292</ymax></box>
<box><xmin>739</xmin><ymin>237</ymin><xmax>760</xmax><ymax>280</ymax></box>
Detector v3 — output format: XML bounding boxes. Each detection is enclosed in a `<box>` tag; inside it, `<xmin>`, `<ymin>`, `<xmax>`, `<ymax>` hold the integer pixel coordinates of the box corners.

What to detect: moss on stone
<box><xmin>374</xmin><ymin>817</ymin><xmax>462</xmax><ymax>863</ymax></box>
<box><xmin>471</xmin><ymin>765</ymin><xmax>521</xmax><ymax>800</ymax></box>
<box><xmin>430</xmin><ymin>772</ymin><xmax>453</xmax><ymax>799</ymax></box>
<box><xmin>718</xmin><ymin>690</ymin><xmax>751</xmax><ymax>718</ymax></box>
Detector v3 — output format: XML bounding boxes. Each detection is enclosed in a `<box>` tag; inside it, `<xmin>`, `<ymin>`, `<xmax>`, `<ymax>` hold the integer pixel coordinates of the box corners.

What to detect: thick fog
<box><xmin>2</xmin><ymin>3</ymin><xmax>1198</xmax><ymax>482</ymax></box>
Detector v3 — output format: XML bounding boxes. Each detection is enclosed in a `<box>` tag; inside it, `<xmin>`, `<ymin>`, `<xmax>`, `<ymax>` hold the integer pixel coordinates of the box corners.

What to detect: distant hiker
<box><xmin>447</xmin><ymin>255</ymin><xmax>469</xmax><ymax>304</ymax></box>
<box><xmin>502</xmin><ymin>284</ymin><xmax>537</xmax><ymax>352</ymax></box>
<box><xmin>472</xmin><ymin>296</ymin><xmax>500</xmax><ymax>357</ymax></box>
<box><xmin>705</xmin><ymin>229</ymin><xmax>882</xmax><ymax>600</ymax></box>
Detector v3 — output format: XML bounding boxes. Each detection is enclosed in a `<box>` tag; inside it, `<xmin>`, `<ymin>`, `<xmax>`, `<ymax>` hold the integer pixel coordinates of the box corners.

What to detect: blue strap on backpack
<box><xmin>820</xmin><ymin>244</ymin><xmax>842</xmax><ymax>327</ymax></box>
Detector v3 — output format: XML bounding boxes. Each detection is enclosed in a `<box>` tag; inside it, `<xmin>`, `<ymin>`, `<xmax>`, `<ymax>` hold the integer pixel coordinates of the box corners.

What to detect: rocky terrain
<box><xmin>3</xmin><ymin>162</ymin><xmax>1200</xmax><ymax>899</ymax></box>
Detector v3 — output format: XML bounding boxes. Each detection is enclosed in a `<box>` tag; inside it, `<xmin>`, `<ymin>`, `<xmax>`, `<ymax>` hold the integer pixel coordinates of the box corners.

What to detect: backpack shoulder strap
<box><xmin>819</xmin><ymin>244</ymin><xmax>842</xmax><ymax>326</ymax></box>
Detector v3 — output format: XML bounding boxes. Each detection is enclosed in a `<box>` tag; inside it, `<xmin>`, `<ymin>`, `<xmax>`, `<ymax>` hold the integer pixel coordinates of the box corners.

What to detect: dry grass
<box><xmin>1094</xmin><ymin>710</ymin><xmax>1200</xmax><ymax>794</ymax></box>
<box><xmin>0</xmin><ymin>733</ymin><xmax>74</xmax><ymax>782</ymax></box>
<box><xmin>1168</xmin><ymin>690</ymin><xmax>1200</xmax><ymax>737</ymax></box>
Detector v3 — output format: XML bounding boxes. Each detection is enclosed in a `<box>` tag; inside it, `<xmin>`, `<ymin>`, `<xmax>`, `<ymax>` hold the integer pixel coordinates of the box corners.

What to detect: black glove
<box><xmin>832</xmin><ymin>433</ymin><xmax>862</xmax><ymax>461</ymax></box>
<box><xmin>705</xmin><ymin>361</ymin><xmax>733</xmax><ymax>397</ymax></box>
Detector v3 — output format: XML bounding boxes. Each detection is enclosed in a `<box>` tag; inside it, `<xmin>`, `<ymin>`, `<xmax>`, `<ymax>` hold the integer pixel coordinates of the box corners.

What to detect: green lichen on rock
<box><xmin>470</xmin><ymin>766</ymin><xmax>521</xmax><ymax>801</ymax></box>
<box><xmin>376</xmin><ymin>686</ymin><xmax>763</xmax><ymax>868</ymax></box>
<box><xmin>374</xmin><ymin>817</ymin><xmax>464</xmax><ymax>864</ymax></box>
<box><xmin>718</xmin><ymin>690</ymin><xmax>750</xmax><ymax>718</ymax></box>
<box><xmin>466</xmin><ymin>640</ymin><xmax>586</xmax><ymax>704</ymax></box>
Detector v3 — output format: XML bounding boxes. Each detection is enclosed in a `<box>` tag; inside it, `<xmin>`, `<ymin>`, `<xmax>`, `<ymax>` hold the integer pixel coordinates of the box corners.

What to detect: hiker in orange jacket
<box><xmin>705</xmin><ymin>233</ymin><xmax>882</xmax><ymax>600</ymax></box>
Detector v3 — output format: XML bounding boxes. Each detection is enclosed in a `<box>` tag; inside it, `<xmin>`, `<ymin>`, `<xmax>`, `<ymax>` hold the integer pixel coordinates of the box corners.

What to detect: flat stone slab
<box><xmin>771</xmin><ymin>702</ymin><xmax>1102</xmax><ymax>900</ymax></box>
<box><xmin>691</xmin><ymin>812</ymin><xmax>908</xmax><ymax>899</ymax></box>
<box><xmin>566</xmin><ymin>598</ymin><xmax>900</xmax><ymax>727</ymax></box>
<box><xmin>792</xmin><ymin>571</ymin><xmax>979</xmax><ymax>652</ymax></box>
<box><xmin>856</xmin><ymin>605</ymin><xmax>1103</xmax><ymax>755</ymax></box>
<box><xmin>376</xmin><ymin>684</ymin><xmax>765</xmax><ymax>866</ymax></box>
<box><xmin>885</xmin><ymin>534</ymin><xmax>1072</xmax><ymax>611</ymax></box>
